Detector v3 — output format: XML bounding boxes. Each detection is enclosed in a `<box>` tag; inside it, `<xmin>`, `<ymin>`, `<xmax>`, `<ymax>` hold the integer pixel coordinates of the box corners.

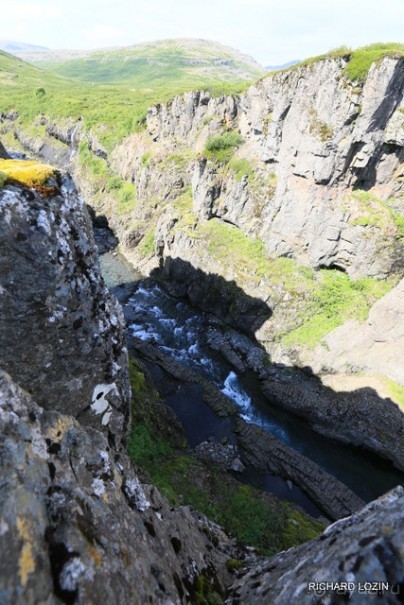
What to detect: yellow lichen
<box><xmin>88</xmin><ymin>545</ymin><xmax>103</xmax><ymax>566</ymax></box>
<box><xmin>0</xmin><ymin>159</ymin><xmax>55</xmax><ymax>188</ymax></box>
<box><xmin>47</xmin><ymin>416</ymin><xmax>74</xmax><ymax>441</ymax></box>
<box><xmin>17</xmin><ymin>518</ymin><xmax>35</xmax><ymax>586</ymax></box>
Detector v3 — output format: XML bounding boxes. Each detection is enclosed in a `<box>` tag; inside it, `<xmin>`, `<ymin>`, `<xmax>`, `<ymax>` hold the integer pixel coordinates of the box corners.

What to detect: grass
<box><xmin>384</xmin><ymin>378</ymin><xmax>404</xmax><ymax>411</ymax></box>
<box><xmin>204</xmin><ymin>131</ymin><xmax>244</xmax><ymax>163</ymax></box>
<box><xmin>228</xmin><ymin>157</ymin><xmax>255</xmax><ymax>181</ymax></box>
<box><xmin>0</xmin><ymin>159</ymin><xmax>55</xmax><ymax>188</ymax></box>
<box><xmin>347</xmin><ymin>189</ymin><xmax>403</xmax><ymax>238</ymax></box>
<box><xmin>127</xmin><ymin>357</ymin><xmax>323</xmax><ymax>555</ymax></box>
<box><xmin>28</xmin><ymin>39</ymin><xmax>265</xmax><ymax>86</ymax></box>
<box><xmin>0</xmin><ymin>45</ymin><xmax>260</xmax><ymax>152</ymax></box>
<box><xmin>138</xmin><ymin>229</ymin><xmax>155</xmax><ymax>257</ymax></box>
<box><xmin>283</xmin><ymin>271</ymin><xmax>393</xmax><ymax>349</ymax></box>
<box><xmin>343</xmin><ymin>43</ymin><xmax>404</xmax><ymax>82</ymax></box>
<box><xmin>196</xmin><ymin>219</ymin><xmax>394</xmax><ymax>348</ymax></box>
<box><xmin>271</xmin><ymin>43</ymin><xmax>404</xmax><ymax>84</ymax></box>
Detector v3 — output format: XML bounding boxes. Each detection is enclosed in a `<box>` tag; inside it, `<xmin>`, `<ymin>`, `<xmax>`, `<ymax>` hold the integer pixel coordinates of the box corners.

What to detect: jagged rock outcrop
<box><xmin>144</xmin><ymin>56</ymin><xmax>404</xmax><ymax>278</ymax></box>
<box><xmin>0</xmin><ymin>370</ymin><xmax>247</xmax><ymax>605</ymax></box>
<box><xmin>0</xmin><ymin>176</ymin><xmax>130</xmax><ymax>445</ymax></box>
<box><xmin>226</xmin><ymin>486</ymin><xmax>404</xmax><ymax>605</ymax></box>
<box><xmin>0</xmin><ymin>139</ymin><xmax>9</xmax><ymax>158</ymax></box>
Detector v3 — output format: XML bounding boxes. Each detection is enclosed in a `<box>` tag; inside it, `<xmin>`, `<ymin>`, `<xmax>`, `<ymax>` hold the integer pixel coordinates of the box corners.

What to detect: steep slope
<box><xmin>0</xmin><ymin>164</ymin><xmax>403</xmax><ymax>605</ymax></box>
<box><xmin>1</xmin><ymin>45</ymin><xmax>403</xmax><ymax>462</ymax></box>
<box><xmin>15</xmin><ymin>38</ymin><xmax>265</xmax><ymax>85</ymax></box>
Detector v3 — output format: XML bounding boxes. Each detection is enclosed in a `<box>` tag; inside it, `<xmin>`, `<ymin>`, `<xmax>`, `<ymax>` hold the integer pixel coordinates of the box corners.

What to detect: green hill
<box><xmin>0</xmin><ymin>41</ymin><xmax>264</xmax><ymax>150</ymax></box>
<box><xmin>15</xmin><ymin>38</ymin><xmax>265</xmax><ymax>86</ymax></box>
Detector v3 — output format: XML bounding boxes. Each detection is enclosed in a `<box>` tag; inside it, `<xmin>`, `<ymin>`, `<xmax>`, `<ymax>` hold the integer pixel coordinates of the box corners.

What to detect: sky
<box><xmin>1</xmin><ymin>0</ymin><xmax>403</xmax><ymax>65</ymax></box>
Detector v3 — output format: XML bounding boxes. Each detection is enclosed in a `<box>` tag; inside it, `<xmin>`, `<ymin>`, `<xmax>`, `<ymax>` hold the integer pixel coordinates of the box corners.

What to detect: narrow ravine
<box><xmin>99</xmin><ymin>244</ymin><xmax>404</xmax><ymax>516</ymax></box>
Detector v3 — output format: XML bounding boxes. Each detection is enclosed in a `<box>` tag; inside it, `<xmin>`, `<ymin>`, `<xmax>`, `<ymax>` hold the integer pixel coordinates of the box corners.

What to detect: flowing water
<box><xmin>100</xmin><ymin>247</ymin><xmax>404</xmax><ymax>514</ymax></box>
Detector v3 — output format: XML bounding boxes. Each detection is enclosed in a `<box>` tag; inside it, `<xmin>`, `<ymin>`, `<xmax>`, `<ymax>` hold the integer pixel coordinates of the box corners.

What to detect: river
<box><xmin>99</xmin><ymin>247</ymin><xmax>404</xmax><ymax>517</ymax></box>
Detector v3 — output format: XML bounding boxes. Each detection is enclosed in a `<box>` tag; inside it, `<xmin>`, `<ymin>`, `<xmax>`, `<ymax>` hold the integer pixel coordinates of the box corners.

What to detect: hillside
<box><xmin>15</xmin><ymin>38</ymin><xmax>266</xmax><ymax>85</ymax></box>
<box><xmin>0</xmin><ymin>42</ymin><xmax>260</xmax><ymax>151</ymax></box>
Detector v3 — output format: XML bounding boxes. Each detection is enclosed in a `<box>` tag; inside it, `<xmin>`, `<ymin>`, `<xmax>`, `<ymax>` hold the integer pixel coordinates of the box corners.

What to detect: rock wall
<box><xmin>227</xmin><ymin>486</ymin><xmax>404</xmax><ymax>605</ymax></box>
<box><xmin>0</xmin><ymin>370</ymin><xmax>245</xmax><ymax>605</ymax></box>
<box><xmin>0</xmin><ymin>176</ymin><xmax>130</xmax><ymax>445</ymax></box>
<box><xmin>2</xmin><ymin>53</ymin><xmax>403</xmax><ymax>459</ymax></box>
<box><xmin>143</xmin><ymin>56</ymin><xmax>404</xmax><ymax>278</ymax></box>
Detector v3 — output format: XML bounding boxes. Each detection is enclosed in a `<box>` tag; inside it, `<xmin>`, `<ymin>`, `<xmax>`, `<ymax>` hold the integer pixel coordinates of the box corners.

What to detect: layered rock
<box><xmin>227</xmin><ymin>486</ymin><xmax>404</xmax><ymax>605</ymax></box>
<box><xmin>0</xmin><ymin>370</ymin><xmax>245</xmax><ymax>605</ymax></box>
<box><xmin>2</xmin><ymin>53</ymin><xmax>403</xmax><ymax>459</ymax></box>
<box><xmin>0</xmin><ymin>176</ymin><xmax>130</xmax><ymax>445</ymax></box>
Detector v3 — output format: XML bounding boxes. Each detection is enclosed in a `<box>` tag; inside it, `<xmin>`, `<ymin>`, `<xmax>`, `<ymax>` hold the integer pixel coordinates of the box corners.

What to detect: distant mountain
<box><xmin>15</xmin><ymin>38</ymin><xmax>266</xmax><ymax>85</ymax></box>
<box><xmin>0</xmin><ymin>40</ymin><xmax>49</xmax><ymax>53</ymax></box>
<box><xmin>265</xmin><ymin>60</ymin><xmax>301</xmax><ymax>71</ymax></box>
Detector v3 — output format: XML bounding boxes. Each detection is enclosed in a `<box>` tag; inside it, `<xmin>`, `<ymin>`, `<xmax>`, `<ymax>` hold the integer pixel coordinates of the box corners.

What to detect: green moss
<box><xmin>283</xmin><ymin>271</ymin><xmax>393</xmax><ymax>349</ymax></box>
<box><xmin>138</xmin><ymin>228</ymin><xmax>155</xmax><ymax>257</ymax></box>
<box><xmin>204</xmin><ymin>131</ymin><xmax>244</xmax><ymax>163</ymax></box>
<box><xmin>228</xmin><ymin>157</ymin><xmax>254</xmax><ymax>181</ymax></box>
<box><xmin>0</xmin><ymin>159</ymin><xmax>55</xmax><ymax>187</ymax></box>
<box><xmin>226</xmin><ymin>559</ymin><xmax>244</xmax><ymax>572</ymax></box>
<box><xmin>343</xmin><ymin>43</ymin><xmax>404</xmax><ymax>82</ymax></box>
<box><xmin>281</xmin><ymin>507</ymin><xmax>324</xmax><ymax>549</ymax></box>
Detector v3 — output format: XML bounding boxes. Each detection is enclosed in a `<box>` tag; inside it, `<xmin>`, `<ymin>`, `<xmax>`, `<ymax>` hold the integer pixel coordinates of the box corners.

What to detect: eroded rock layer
<box><xmin>0</xmin><ymin>177</ymin><xmax>130</xmax><ymax>445</ymax></box>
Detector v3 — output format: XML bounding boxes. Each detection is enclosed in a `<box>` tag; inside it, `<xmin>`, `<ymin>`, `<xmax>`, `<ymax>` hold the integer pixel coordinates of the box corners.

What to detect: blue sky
<box><xmin>1</xmin><ymin>0</ymin><xmax>403</xmax><ymax>64</ymax></box>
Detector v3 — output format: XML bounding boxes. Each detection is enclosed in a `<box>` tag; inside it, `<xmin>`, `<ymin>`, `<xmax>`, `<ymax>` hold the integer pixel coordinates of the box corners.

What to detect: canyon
<box><xmin>0</xmin><ymin>45</ymin><xmax>403</xmax><ymax>603</ymax></box>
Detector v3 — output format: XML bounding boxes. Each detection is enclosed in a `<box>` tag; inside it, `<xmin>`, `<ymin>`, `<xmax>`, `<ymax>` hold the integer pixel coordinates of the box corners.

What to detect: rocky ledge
<box><xmin>0</xmin><ymin>175</ymin><xmax>130</xmax><ymax>446</ymax></box>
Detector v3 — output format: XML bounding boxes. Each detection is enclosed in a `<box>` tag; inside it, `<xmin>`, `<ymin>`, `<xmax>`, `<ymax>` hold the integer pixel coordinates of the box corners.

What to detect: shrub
<box><xmin>205</xmin><ymin>131</ymin><xmax>244</xmax><ymax>162</ymax></box>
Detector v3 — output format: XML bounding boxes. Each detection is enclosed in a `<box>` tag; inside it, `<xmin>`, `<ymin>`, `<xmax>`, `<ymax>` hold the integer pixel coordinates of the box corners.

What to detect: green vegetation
<box><xmin>228</xmin><ymin>157</ymin><xmax>254</xmax><ymax>181</ymax></box>
<box><xmin>283</xmin><ymin>271</ymin><xmax>393</xmax><ymax>349</ymax></box>
<box><xmin>0</xmin><ymin>46</ymin><xmax>258</xmax><ymax>152</ymax></box>
<box><xmin>127</xmin><ymin>357</ymin><xmax>323</xmax><ymax>555</ymax></box>
<box><xmin>197</xmin><ymin>219</ymin><xmax>394</xmax><ymax>348</ymax></box>
<box><xmin>26</xmin><ymin>39</ymin><xmax>264</xmax><ymax>85</ymax></box>
<box><xmin>138</xmin><ymin>229</ymin><xmax>155</xmax><ymax>257</ymax></box>
<box><xmin>0</xmin><ymin>159</ymin><xmax>55</xmax><ymax>187</ymax></box>
<box><xmin>384</xmin><ymin>378</ymin><xmax>404</xmax><ymax>411</ymax></box>
<box><xmin>348</xmin><ymin>189</ymin><xmax>403</xmax><ymax>238</ymax></box>
<box><xmin>309</xmin><ymin>119</ymin><xmax>334</xmax><ymax>142</ymax></box>
<box><xmin>274</xmin><ymin>43</ymin><xmax>404</xmax><ymax>84</ymax></box>
<box><xmin>201</xmin><ymin>219</ymin><xmax>314</xmax><ymax>289</ymax></box>
<box><xmin>343</xmin><ymin>43</ymin><xmax>404</xmax><ymax>82</ymax></box>
<box><xmin>204</xmin><ymin>131</ymin><xmax>244</xmax><ymax>162</ymax></box>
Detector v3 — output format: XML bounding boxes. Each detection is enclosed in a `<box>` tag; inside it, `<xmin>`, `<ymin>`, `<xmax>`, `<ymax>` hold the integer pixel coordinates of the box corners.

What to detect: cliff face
<box><xmin>0</xmin><ymin>176</ymin><xmax>130</xmax><ymax>445</ymax></box>
<box><xmin>0</xmin><ymin>163</ymin><xmax>403</xmax><ymax>603</ymax></box>
<box><xmin>142</xmin><ymin>55</ymin><xmax>404</xmax><ymax>278</ymax></box>
<box><xmin>0</xmin><ymin>177</ymin><xmax>247</xmax><ymax>604</ymax></box>
<box><xmin>3</xmin><ymin>53</ymin><xmax>403</xmax><ymax>461</ymax></box>
<box><xmin>227</xmin><ymin>486</ymin><xmax>404</xmax><ymax>605</ymax></box>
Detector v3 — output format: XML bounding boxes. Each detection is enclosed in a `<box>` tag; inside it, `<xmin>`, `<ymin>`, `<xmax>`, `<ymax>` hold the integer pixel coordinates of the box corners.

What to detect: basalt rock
<box><xmin>0</xmin><ymin>176</ymin><xmax>130</xmax><ymax>445</ymax></box>
<box><xmin>226</xmin><ymin>486</ymin><xmax>404</xmax><ymax>605</ymax></box>
<box><xmin>234</xmin><ymin>418</ymin><xmax>365</xmax><ymax>520</ymax></box>
<box><xmin>0</xmin><ymin>370</ymin><xmax>248</xmax><ymax>605</ymax></box>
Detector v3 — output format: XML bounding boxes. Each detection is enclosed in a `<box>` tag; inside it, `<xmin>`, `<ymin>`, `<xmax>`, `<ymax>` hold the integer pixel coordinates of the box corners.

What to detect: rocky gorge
<box><xmin>3</xmin><ymin>52</ymin><xmax>403</xmax><ymax>465</ymax></box>
<box><xmin>0</xmin><ymin>47</ymin><xmax>404</xmax><ymax>603</ymax></box>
